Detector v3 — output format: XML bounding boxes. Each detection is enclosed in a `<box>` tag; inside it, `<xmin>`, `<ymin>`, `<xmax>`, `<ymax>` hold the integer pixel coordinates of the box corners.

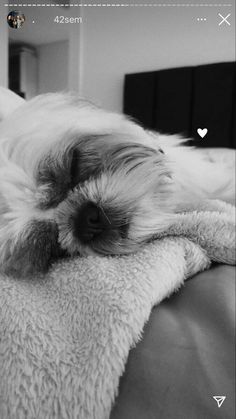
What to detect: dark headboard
<box><xmin>124</xmin><ymin>62</ymin><xmax>236</xmax><ymax>148</ymax></box>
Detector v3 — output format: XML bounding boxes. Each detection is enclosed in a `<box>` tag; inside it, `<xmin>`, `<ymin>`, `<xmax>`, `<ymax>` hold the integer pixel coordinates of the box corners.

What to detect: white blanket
<box><xmin>0</xmin><ymin>199</ymin><xmax>235</xmax><ymax>419</ymax></box>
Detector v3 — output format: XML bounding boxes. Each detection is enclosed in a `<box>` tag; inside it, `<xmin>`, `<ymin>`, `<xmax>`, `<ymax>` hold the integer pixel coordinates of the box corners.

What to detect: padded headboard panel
<box><xmin>124</xmin><ymin>62</ymin><xmax>236</xmax><ymax>148</ymax></box>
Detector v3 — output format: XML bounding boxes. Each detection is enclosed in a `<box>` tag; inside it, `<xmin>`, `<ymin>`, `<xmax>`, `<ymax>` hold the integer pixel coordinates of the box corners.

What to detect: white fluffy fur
<box><xmin>0</xmin><ymin>88</ymin><xmax>234</xmax><ymax>275</ymax></box>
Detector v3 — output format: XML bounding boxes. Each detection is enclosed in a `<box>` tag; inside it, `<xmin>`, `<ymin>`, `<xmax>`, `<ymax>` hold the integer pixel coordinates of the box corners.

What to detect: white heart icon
<box><xmin>197</xmin><ymin>128</ymin><xmax>208</xmax><ymax>138</ymax></box>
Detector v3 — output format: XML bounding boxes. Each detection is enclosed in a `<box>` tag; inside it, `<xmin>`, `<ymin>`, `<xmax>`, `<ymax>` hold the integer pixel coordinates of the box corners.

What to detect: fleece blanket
<box><xmin>0</xmin><ymin>199</ymin><xmax>235</xmax><ymax>419</ymax></box>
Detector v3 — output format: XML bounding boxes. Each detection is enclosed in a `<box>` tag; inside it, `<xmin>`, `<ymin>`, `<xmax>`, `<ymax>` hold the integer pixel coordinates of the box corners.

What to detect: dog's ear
<box><xmin>0</xmin><ymin>87</ymin><xmax>25</xmax><ymax>121</ymax></box>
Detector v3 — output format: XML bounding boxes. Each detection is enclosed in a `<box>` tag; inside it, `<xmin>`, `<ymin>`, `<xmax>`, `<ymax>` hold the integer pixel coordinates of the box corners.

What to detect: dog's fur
<box><xmin>0</xmin><ymin>88</ymin><xmax>234</xmax><ymax>276</ymax></box>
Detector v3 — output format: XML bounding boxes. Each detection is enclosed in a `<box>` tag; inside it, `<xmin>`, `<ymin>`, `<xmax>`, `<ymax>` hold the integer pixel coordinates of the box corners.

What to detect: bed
<box><xmin>0</xmin><ymin>65</ymin><xmax>235</xmax><ymax>419</ymax></box>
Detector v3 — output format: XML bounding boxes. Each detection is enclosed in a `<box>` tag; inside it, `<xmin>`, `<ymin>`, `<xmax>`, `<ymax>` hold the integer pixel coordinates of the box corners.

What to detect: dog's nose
<box><xmin>73</xmin><ymin>202</ymin><xmax>110</xmax><ymax>243</ymax></box>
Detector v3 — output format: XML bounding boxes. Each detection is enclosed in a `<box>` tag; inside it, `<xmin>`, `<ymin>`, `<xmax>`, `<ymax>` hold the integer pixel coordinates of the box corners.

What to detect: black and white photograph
<box><xmin>0</xmin><ymin>1</ymin><xmax>235</xmax><ymax>418</ymax></box>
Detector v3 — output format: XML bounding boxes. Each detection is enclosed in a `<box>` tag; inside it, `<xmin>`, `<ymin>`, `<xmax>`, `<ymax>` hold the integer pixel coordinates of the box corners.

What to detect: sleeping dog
<box><xmin>0</xmin><ymin>88</ymin><xmax>234</xmax><ymax>276</ymax></box>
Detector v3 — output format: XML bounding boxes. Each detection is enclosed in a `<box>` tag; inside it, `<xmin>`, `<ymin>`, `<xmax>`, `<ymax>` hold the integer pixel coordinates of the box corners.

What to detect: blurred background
<box><xmin>0</xmin><ymin>0</ymin><xmax>235</xmax><ymax>113</ymax></box>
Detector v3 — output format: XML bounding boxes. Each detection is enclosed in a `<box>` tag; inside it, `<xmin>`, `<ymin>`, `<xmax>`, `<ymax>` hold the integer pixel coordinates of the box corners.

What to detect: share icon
<box><xmin>213</xmin><ymin>396</ymin><xmax>226</xmax><ymax>408</ymax></box>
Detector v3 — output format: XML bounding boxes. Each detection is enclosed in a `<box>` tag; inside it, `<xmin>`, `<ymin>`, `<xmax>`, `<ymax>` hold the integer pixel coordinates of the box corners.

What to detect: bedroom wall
<box><xmin>79</xmin><ymin>3</ymin><xmax>235</xmax><ymax>112</ymax></box>
<box><xmin>37</xmin><ymin>41</ymin><xmax>69</xmax><ymax>94</ymax></box>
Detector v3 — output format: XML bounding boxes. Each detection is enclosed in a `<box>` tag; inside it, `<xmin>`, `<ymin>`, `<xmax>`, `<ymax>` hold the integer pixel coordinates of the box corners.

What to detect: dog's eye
<box><xmin>37</xmin><ymin>146</ymin><xmax>102</xmax><ymax>209</ymax></box>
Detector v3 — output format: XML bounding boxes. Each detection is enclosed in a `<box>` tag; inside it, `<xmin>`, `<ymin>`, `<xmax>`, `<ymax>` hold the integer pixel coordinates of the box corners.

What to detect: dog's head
<box><xmin>0</xmin><ymin>89</ymin><xmax>174</xmax><ymax>276</ymax></box>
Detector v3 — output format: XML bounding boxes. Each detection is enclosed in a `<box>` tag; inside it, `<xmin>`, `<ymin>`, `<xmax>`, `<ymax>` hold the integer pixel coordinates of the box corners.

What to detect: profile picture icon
<box><xmin>7</xmin><ymin>11</ymin><xmax>25</xmax><ymax>29</ymax></box>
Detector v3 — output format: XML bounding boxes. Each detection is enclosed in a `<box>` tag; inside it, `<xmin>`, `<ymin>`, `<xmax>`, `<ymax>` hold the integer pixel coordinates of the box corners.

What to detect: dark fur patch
<box><xmin>36</xmin><ymin>152</ymin><xmax>73</xmax><ymax>209</ymax></box>
<box><xmin>3</xmin><ymin>221</ymin><xmax>64</xmax><ymax>277</ymax></box>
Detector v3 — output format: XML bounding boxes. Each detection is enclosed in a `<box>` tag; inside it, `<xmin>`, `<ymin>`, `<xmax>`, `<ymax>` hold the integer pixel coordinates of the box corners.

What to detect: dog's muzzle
<box><xmin>72</xmin><ymin>202</ymin><xmax>119</xmax><ymax>243</ymax></box>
